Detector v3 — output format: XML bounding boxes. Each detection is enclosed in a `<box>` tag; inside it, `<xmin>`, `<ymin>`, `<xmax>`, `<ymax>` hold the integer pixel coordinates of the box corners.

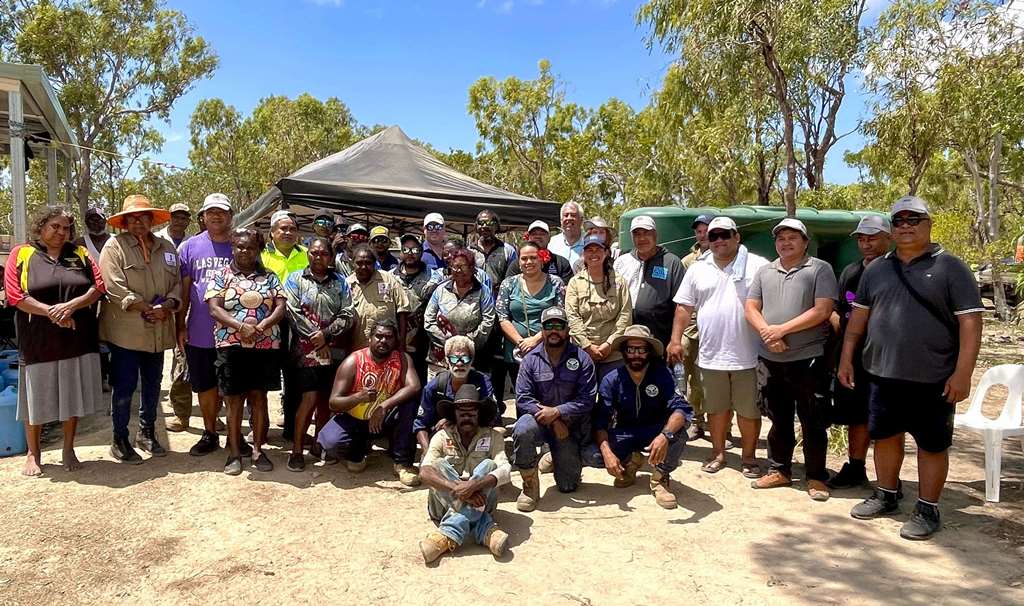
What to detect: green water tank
<box><xmin>619</xmin><ymin>205</ymin><xmax>888</xmax><ymax>275</ymax></box>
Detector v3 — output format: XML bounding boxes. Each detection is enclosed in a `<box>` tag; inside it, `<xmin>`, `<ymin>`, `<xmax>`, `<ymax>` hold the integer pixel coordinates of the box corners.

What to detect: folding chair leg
<box><xmin>983</xmin><ymin>429</ymin><xmax>1003</xmax><ymax>503</ymax></box>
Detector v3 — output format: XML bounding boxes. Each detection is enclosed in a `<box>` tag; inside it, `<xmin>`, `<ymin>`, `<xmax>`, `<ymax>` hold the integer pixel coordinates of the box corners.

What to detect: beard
<box><xmin>451</xmin><ymin>367</ymin><xmax>470</xmax><ymax>379</ymax></box>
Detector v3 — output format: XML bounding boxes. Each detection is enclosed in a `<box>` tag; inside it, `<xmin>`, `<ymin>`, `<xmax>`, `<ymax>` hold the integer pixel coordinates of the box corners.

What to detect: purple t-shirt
<box><xmin>178</xmin><ymin>232</ymin><xmax>233</xmax><ymax>349</ymax></box>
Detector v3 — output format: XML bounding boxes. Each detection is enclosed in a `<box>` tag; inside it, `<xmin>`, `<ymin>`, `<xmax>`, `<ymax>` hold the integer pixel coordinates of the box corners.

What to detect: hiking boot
<box><xmin>346</xmin><ymin>458</ymin><xmax>368</xmax><ymax>473</ymax></box>
<box><xmin>189</xmin><ymin>431</ymin><xmax>220</xmax><ymax>457</ymax></box>
<box><xmin>224</xmin><ymin>456</ymin><xmax>243</xmax><ymax>476</ymax></box>
<box><xmin>483</xmin><ymin>526</ymin><xmax>509</xmax><ymax>558</ymax></box>
<box><xmin>751</xmin><ymin>470</ymin><xmax>792</xmax><ymax>489</ymax></box>
<box><xmin>394</xmin><ymin>463</ymin><xmax>421</xmax><ymax>487</ymax></box>
<box><xmin>166</xmin><ymin>416</ymin><xmax>189</xmax><ymax>432</ymax></box>
<box><xmin>650</xmin><ymin>469</ymin><xmax>678</xmax><ymax>509</ymax></box>
<box><xmin>827</xmin><ymin>462</ymin><xmax>869</xmax><ymax>489</ymax></box>
<box><xmin>850</xmin><ymin>487</ymin><xmax>900</xmax><ymax>520</ymax></box>
<box><xmin>900</xmin><ymin>501</ymin><xmax>941</xmax><ymax>540</ymax></box>
<box><xmin>538</xmin><ymin>451</ymin><xmax>554</xmax><ymax>474</ymax></box>
<box><xmin>287</xmin><ymin>452</ymin><xmax>306</xmax><ymax>472</ymax></box>
<box><xmin>517</xmin><ymin>468</ymin><xmax>541</xmax><ymax>512</ymax></box>
<box><xmin>136</xmin><ymin>427</ymin><xmax>167</xmax><ymax>457</ymax></box>
<box><xmin>110</xmin><ymin>436</ymin><xmax>143</xmax><ymax>465</ymax></box>
<box><xmin>419</xmin><ymin>531</ymin><xmax>457</xmax><ymax>564</ymax></box>
<box><xmin>807</xmin><ymin>479</ymin><xmax>831</xmax><ymax>502</ymax></box>
<box><xmin>614</xmin><ymin>452</ymin><xmax>644</xmax><ymax>488</ymax></box>
<box><xmin>254</xmin><ymin>453</ymin><xmax>274</xmax><ymax>472</ymax></box>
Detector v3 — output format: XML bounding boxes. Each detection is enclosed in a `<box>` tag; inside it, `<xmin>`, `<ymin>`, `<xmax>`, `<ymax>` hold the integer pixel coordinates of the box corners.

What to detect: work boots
<box><xmin>136</xmin><ymin>427</ymin><xmax>167</xmax><ymax>457</ymax></box>
<box><xmin>517</xmin><ymin>468</ymin><xmax>541</xmax><ymax>512</ymax></box>
<box><xmin>650</xmin><ymin>469</ymin><xmax>678</xmax><ymax>509</ymax></box>
<box><xmin>483</xmin><ymin>526</ymin><xmax>509</xmax><ymax>558</ymax></box>
<box><xmin>614</xmin><ymin>452</ymin><xmax>645</xmax><ymax>488</ymax></box>
<box><xmin>419</xmin><ymin>531</ymin><xmax>457</xmax><ymax>564</ymax></box>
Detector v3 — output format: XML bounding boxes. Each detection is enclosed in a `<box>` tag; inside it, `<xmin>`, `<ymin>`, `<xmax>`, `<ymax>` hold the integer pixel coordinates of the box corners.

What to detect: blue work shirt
<box><xmin>415</xmin><ymin>369</ymin><xmax>499</xmax><ymax>434</ymax></box>
<box><xmin>515</xmin><ymin>341</ymin><xmax>597</xmax><ymax>425</ymax></box>
<box><xmin>595</xmin><ymin>362</ymin><xmax>693</xmax><ymax>431</ymax></box>
<box><xmin>375</xmin><ymin>252</ymin><xmax>400</xmax><ymax>272</ymax></box>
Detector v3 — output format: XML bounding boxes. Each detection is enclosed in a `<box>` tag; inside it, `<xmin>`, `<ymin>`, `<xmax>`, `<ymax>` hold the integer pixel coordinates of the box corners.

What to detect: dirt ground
<box><xmin>1</xmin><ymin>324</ymin><xmax>1023</xmax><ymax>605</ymax></box>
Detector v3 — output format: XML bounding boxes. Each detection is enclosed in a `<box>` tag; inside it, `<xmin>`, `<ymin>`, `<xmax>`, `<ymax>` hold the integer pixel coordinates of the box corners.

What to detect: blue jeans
<box><xmin>427</xmin><ymin>459</ymin><xmax>498</xmax><ymax>545</ymax></box>
<box><xmin>109</xmin><ymin>343</ymin><xmax>166</xmax><ymax>440</ymax></box>
<box><xmin>316</xmin><ymin>397</ymin><xmax>418</xmax><ymax>464</ymax></box>
<box><xmin>512</xmin><ymin>413</ymin><xmax>588</xmax><ymax>492</ymax></box>
<box><xmin>582</xmin><ymin>424</ymin><xmax>687</xmax><ymax>474</ymax></box>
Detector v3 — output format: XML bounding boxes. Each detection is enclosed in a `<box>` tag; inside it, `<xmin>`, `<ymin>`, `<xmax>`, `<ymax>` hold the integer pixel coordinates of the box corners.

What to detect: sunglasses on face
<box><xmin>542</xmin><ymin>320</ymin><xmax>567</xmax><ymax>331</ymax></box>
<box><xmin>625</xmin><ymin>346</ymin><xmax>649</xmax><ymax>354</ymax></box>
<box><xmin>401</xmin><ymin>246</ymin><xmax>421</xmax><ymax>254</ymax></box>
<box><xmin>707</xmin><ymin>230</ymin><xmax>733</xmax><ymax>242</ymax></box>
<box><xmin>447</xmin><ymin>354</ymin><xmax>472</xmax><ymax>365</ymax></box>
<box><xmin>425</xmin><ymin>223</ymin><xmax>445</xmax><ymax>232</ymax></box>
<box><xmin>371</xmin><ymin>237</ymin><xmax>389</xmax><ymax>244</ymax></box>
<box><xmin>477</xmin><ymin>219</ymin><xmax>498</xmax><ymax>227</ymax></box>
<box><xmin>892</xmin><ymin>215</ymin><xmax>927</xmax><ymax>227</ymax></box>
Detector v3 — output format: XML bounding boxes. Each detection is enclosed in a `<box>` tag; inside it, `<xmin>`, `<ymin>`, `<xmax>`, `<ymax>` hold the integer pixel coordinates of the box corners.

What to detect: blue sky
<box><xmin>155</xmin><ymin>0</ymin><xmax>891</xmax><ymax>186</ymax></box>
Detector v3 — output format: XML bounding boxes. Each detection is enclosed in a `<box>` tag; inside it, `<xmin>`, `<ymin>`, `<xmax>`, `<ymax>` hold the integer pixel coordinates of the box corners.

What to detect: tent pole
<box><xmin>8</xmin><ymin>83</ymin><xmax>27</xmax><ymax>243</ymax></box>
<box><xmin>47</xmin><ymin>146</ymin><xmax>58</xmax><ymax>205</ymax></box>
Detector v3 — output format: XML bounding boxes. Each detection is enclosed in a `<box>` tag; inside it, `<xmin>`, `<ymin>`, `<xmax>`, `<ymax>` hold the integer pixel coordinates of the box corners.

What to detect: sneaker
<box><xmin>188</xmin><ymin>431</ymin><xmax>220</xmax><ymax>457</ymax></box>
<box><xmin>136</xmin><ymin>428</ymin><xmax>167</xmax><ymax>457</ymax></box>
<box><xmin>394</xmin><ymin>463</ymin><xmax>421</xmax><ymax>487</ymax></box>
<box><xmin>685</xmin><ymin>423</ymin><xmax>704</xmax><ymax>442</ymax></box>
<box><xmin>166</xmin><ymin>416</ymin><xmax>189</xmax><ymax>432</ymax></box>
<box><xmin>827</xmin><ymin>462</ymin><xmax>869</xmax><ymax>489</ymax></box>
<box><xmin>538</xmin><ymin>451</ymin><xmax>554</xmax><ymax>474</ymax></box>
<box><xmin>751</xmin><ymin>470</ymin><xmax>792</xmax><ymax>489</ymax></box>
<box><xmin>254</xmin><ymin>453</ymin><xmax>274</xmax><ymax>472</ymax></box>
<box><xmin>850</xmin><ymin>487</ymin><xmax>900</xmax><ymax>519</ymax></box>
<box><xmin>900</xmin><ymin>501</ymin><xmax>941</xmax><ymax>540</ymax></box>
<box><xmin>346</xmin><ymin>458</ymin><xmax>368</xmax><ymax>473</ymax></box>
<box><xmin>723</xmin><ymin>433</ymin><xmax>735</xmax><ymax>450</ymax></box>
<box><xmin>287</xmin><ymin>453</ymin><xmax>306</xmax><ymax>472</ymax></box>
<box><xmin>224</xmin><ymin>456</ymin><xmax>243</xmax><ymax>476</ymax></box>
<box><xmin>110</xmin><ymin>437</ymin><xmax>144</xmax><ymax>465</ymax></box>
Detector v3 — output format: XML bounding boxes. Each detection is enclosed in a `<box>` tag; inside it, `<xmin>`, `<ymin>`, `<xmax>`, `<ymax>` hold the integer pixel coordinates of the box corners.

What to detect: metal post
<box><xmin>9</xmin><ymin>84</ymin><xmax>27</xmax><ymax>243</ymax></box>
<box><xmin>65</xmin><ymin>154</ymin><xmax>74</xmax><ymax>206</ymax></box>
<box><xmin>47</xmin><ymin>146</ymin><xmax>58</xmax><ymax>205</ymax></box>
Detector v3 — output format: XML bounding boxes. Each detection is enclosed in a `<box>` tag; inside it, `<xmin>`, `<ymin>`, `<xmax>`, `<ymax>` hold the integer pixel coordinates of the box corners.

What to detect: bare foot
<box><xmin>22</xmin><ymin>454</ymin><xmax>43</xmax><ymax>477</ymax></box>
<box><xmin>62</xmin><ymin>449</ymin><xmax>83</xmax><ymax>471</ymax></box>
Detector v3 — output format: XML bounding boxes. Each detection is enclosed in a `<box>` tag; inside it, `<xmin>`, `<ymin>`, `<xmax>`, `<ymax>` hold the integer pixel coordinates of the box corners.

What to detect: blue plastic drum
<box><xmin>0</xmin><ymin>386</ymin><xmax>27</xmax><ymax>457</ymax></box>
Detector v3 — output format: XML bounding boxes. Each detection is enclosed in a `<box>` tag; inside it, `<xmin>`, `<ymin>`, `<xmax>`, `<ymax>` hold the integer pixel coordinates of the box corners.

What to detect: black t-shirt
<box><xmin>504</xmin><ymin>250</ymin><xmax>574</xmax><ymax>283</ymax></box>
<box><xmin>837</xmin><ymin>260</ymin><xmax>866</xmax><ymax>335</ymax></box>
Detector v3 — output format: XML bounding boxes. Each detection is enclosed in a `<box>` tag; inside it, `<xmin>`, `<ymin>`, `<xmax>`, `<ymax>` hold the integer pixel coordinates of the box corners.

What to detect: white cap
<box><xmin>269</xmin><ymin>210</ymin><xmax>294</xmax><ymax>227</ymax></box>
<box><xmin>890</xmin><ymin>195</ymin><xmax>930</xmax><ymax>217</ymax></box>
<box><xmin>772</xmin><ymin>218</ymin><xmax>808</xmax><ymax>238</ymax></box>
<box><xmin>201</xmin><ymin>193</ymin><xmax>232</xmax><ymax>213</ymax></box>
<box><xmin>630</xmin><ymin>215</ymin><xmax>656</xmax><ymax>232</ymax></box>
<box><xmin>423</xmin><ymin>212</ymin><xmax>445</xmax><ymax>227</ymax></box>
<box><xmin>527</xmin><ymin>220</ymin><xmax>550</xmax><ymax>233</ymax></box>
<box><xmin>707</xmin><ymin>216</ymin><xmax>738</xmax><ymax>232</ymax></box>
<box><xmin>851</xmin><ymin>215</ymin><xmax>891</xmax><ymax>236</ymax></box>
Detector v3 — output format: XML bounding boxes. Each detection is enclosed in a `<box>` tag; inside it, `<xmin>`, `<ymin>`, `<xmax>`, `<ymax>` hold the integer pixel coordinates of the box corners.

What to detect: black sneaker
<box><xmin>850</xmin><ymin>488</ymin><xmax>900</xmax><ymax>519</ymax></box>
<box><xmin>189</xmin><ymin>431</ymin><xmax>220</xmax><ymax>457</ymax></box>
<box><xmin>136</xmin><ymin>428</ymin><xmax>167</xmax><ymax>457</ymax></box>
<box><xmin>287</xmin><ymin>453</ymin><xmax>306</xmax><ymax>472</ymax></box>
<box><xmin>827</xmin><ymin>462</ymin><xmax>869</xmax><ymax>489</ymax></box>
<box><xmin>224</xmin><ymin>456</ymin><xmax>243</xmax><ymax>476</ymax></box>
<box><xmin>239</xmin><ymin>440</ymin><xmax>253</xmax><ymax>459</ymax></box>
<box><xmin>254</xmin><ymin>453</ymin><xmax>274</xmax><ymax>472</ymax></box>
<box><xmin>110</xmin><ymin>437</ymin><xmax>144</xmax><ymax>465</ymax></box>
<box><xmin>900</xmin><ymin>501</ymin><xmax>941</xmax><ymax>540</ymax></box>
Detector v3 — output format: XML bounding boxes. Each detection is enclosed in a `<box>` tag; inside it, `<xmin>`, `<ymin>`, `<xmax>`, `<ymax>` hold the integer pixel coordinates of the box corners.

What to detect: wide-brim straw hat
<box><xmin>108</xmin><ymin>195</ymin><xmax>171</xmax><ymax>230</ymax></box>
<box><xmin>609</xmin><ymin>324</ymin><xmax>665</xmax><ymax>358</ymax></box>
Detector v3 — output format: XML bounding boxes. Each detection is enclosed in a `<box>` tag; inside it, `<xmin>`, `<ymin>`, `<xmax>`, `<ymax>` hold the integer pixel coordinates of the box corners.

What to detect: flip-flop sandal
<box><xmin>741</xmin><ymin>462</ymin><xmax>762</xmax><ymax>479</ymax></box>
<box><xmin>701</xmin><ymin>458</ymin><xmax>726</xmax><ymax>474</ymax></box>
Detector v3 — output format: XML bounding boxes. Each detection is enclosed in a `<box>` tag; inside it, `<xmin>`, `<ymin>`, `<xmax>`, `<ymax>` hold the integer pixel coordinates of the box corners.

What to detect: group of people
<box><xmin>6</xmin><ymin>191</ymin><xmax>982</xmax><ymax>563</ymax></box>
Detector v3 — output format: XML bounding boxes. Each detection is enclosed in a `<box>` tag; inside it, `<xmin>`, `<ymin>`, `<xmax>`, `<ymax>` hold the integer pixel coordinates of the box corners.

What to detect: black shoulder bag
<box><xmin>889</xmin><ymin>256</ymin><xmax>959</xmax><ymax>342</ymax></box>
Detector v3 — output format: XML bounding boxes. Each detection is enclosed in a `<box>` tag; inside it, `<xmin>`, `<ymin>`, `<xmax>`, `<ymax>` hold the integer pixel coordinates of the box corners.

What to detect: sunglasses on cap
<box><xmin>477</xmin><ymin>219</ymin><xmax>498</xmax><ymax>227</ymax></box>
<box><xmin>625</xmin><ymin>345</ymin><xmax>649</xmax><ymax>354</ymax></box>
<box><xmin>425</xmin><ymin>223</ymin><xmax>445</xmax><ymax>232</ymax></box>
<box><xmin>542</xmin><ymin>320</ymin><xmax>567</xmax><ymax>331</ymax></box>
<box><xmin>892</xmin><ymin>215</ymin><xmax>928</xmax><ymax>227</ymax></box>
<box><xmin>707</xmin><ymin>230</ymin><xmax>734</xmax><ymax>242</ymax></box>
<box><xmin>401</xmin><ymin>246</ymin><xmax>421</xmax><ymax>254</ymax></box>
<box><xmin>447</xmin><ymin>354</ymin><xmax>472</xmax><ymax>365</ymax></box>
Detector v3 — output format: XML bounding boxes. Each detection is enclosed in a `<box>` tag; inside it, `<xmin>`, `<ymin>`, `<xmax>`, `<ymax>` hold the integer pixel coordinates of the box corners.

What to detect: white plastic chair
<box><xmin>954</xmin><ymin>364</ymin><xmax>1024</xmax><ymax>502</ymax></box>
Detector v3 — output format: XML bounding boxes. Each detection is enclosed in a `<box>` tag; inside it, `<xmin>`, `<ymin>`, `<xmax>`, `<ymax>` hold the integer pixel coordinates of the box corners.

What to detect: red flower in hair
<box><xmin>537</xmin><ymin>249</ymin><xmax>551</xmax><ymax>264</ymax></box>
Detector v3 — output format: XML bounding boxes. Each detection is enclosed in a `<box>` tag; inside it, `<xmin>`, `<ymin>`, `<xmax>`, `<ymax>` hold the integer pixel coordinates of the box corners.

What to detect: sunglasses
<box><xmin>447</xmin><ymin>354</ymin><xmax>472</xmax><ymax>365</ymax></box>
<box><xmin>371</xmin><ymin>237</ymin><xmax>390</xmax><ymax>244</ymax></box>
<box><xmin>625</xmin><ymin>345</ymin><xmax>649</xmax><ymax>354</ymax></box>
<box><xmin>892</xmin><ymin>215</ymin><xmax>928</xmax><ymax>227</ymax></box>
<box><xmin>707</xmin><ymin>230</ymin><xmax>733</xmax><ymax>242</ymax></box>
<box><xmin>425</xmin><ymin>223</ymin><xmax>445</xmax><ymax>232</ymax></box>
<box><xmin>477</xmin><ymin>219</ymin><xmax>498</xmax><ymax>227</ymax></box>
<box><xmin>401</xmin><ymin>246</ymin><xmax>421</xmax><ymax>254</ymax></box>
<box><xmin>542</xmin><ymin>320</ymin><xmax>567</xmax><ymax>331</ymax></box>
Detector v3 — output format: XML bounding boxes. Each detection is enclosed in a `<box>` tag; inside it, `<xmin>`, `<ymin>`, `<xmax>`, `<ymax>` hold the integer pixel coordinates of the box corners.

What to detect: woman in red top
<box><xmin>4</xmin><ymin>206</ymin><xmax>105</xmax><ymax>477</ymax></box>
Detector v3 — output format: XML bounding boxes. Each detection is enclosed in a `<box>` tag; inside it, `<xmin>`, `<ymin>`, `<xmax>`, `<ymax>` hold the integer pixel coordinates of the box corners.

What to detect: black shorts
<box><xmin>185</xmin><ymin>345</ymin><xmax>218</xmax><ymax>393</ymax></box>
<box><xmin>867</xmin><ymin>373</ymin><xmax>954</xmax><ymax>453</ymax></box>
<box><xmin>294</xmin><ymin>363</ymin><xmax>340</xmax><ymax>395</ymax></box>
<box><xmin>215</xmin><ymin>348</ymin><xmax>282</xmax><ymax>396</ymax></box>
<box><xmin>831</xmin><ymin>365</ymin><xmax>869</xmax><ymax>426</ymax></box>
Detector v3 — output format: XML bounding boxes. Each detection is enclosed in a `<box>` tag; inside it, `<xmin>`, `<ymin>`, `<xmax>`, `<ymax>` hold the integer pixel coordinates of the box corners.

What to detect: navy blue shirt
<box><xmin>515</xmin><ymin>342</ymin><xmax>597</xmax><ymax>424</ymax></box>
<box><xmin>596</xmin><ymin>362</ymin><xmax>693</xmax><ymax>431</ymax></box>
<box><xmin>415</xmin><ymin>369</ymin><xmax>499</xmax><ymax>434</ymax></box>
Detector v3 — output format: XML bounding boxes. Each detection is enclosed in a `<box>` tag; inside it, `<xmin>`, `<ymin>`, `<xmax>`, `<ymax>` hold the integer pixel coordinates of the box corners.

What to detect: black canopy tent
<box><xmin>234</xmin><ymin>126</ymin><xmax>560</xmax><ymax>236</ymax></box>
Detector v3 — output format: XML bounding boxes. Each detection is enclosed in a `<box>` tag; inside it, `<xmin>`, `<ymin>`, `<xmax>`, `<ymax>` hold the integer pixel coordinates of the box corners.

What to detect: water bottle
<box><xmin>672</xmin><ymin>362</ymin><xmax>688</xmax><ymax>398</ymax></box>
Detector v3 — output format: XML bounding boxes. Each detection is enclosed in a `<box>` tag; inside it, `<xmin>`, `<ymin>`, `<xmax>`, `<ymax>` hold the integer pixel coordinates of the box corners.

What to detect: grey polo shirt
<box><xmin>852</xmin><ymin>244</ymin><xmax>983</xmax><ymax>384</ymax></box>
<box><xmin>748</xmin><ymin>256</ymin><xmax>838</xmax><ymax>362</ymax></box>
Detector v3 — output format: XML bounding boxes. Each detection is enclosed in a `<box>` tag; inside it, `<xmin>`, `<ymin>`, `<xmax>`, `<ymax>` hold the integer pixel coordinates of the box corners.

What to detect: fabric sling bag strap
<box><xmin>888</xmin><ymin>255</ymin><xmax>959</xmax><ymax>343</ymax></box>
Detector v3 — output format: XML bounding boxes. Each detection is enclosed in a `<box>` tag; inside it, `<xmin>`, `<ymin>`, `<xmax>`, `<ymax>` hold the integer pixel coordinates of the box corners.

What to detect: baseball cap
<box><xmin>269</xmin><ymin>210</ymin><xmax>294</xmax><ymax>227</ymax></box>
<box><xmin>582</xmin><ymin>234</ymin><xmax>607</xmax><ymax>249</ymax></box>
<box><xmin>85</xmin><ymin>207</ymin><xmax>107</xmax><ymax>219</ymax></box>
<box><xmin>890</xmin><ymin>195</ymin><xmax>930</xmax><ymax>217</ymax></box>
<box><xmin>540</xmin><ymin>306</ymin><xmax>568</xmax><ymax>323</ymax></box>
<box><xmin>707</xmin><ymin>216</ymin><xmax>738</xmax><ymax>233</ymax></box>
<box><xmin>313</xmin><ymin>213</ymin><xmax>334</xmax><ymax>223</ymax></box>
<box><xmin>527</xmin><ymin>220</ymin><xmax>550</xmax><ymax>233</ymax></box>
<box><xmin>851</xmin><ymin>215</ymin><xmax>891</xmax><ymax>236</ymax></box>
<box><xmin>691</xmin><ymin>214</ymin><xmax>715</xmax><ymax>228</ymax></box>
<box><xmin>201</xmin><ymin>193</ymin><xmax>232</xmax><ymax>213</ymax></box>
<box><xmin>630</xmin><ymin>216</ymin><xmax>656</xmax><ymax>232</ymax></box>
<box><xmin>169</xmin><ymin>203</ymin><xmax>191</xmax><ymax>215</ymax></box>
<box><xmin>584</xmin><ymin>216</ymin><xmax>609</xmax><ymax>230</ymax></box>
<box><xmin>369</xmin><ymin>226</ymin><xmax>390</xmax><ymax>240</ymax></box>
<box><xmin>423</xmin><ymin>212</ymin><xmax>445</xmax><ymax>227</ymax></box>
<box><xmin>400</xmin><ymin>233</ymin><xmax>421</xmax><ymax>246</ymax></box>
<box><xmin>772</xmin><ymin>218</ymin><xmax>808</xmax><ymax>238</ymax></box>
<box><xmin>346</xmin><ymin>223</ymin><xmax>368</xmax><ymax>235</ymax></box>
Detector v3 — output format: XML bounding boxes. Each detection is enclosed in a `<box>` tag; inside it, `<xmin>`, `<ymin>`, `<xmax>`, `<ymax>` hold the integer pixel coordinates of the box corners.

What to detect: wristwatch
<box><xmin>661</xmin><ymin>430</ymin><xmax>676</xmax><ymax>441</ymax></box>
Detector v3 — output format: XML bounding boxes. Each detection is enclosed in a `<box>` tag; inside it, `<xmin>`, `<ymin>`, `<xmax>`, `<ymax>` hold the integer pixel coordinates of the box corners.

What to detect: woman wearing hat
<box><xmin>99</xmin><ymin>195</ymin><xmax>182</xmax><ymax>464</ymax></box>
<box><xmin>565</xmin><ymin>234</ymin><xmax>632</xmax><ymax>379</ymax></box>
<box><xmin>5</xmin><ymin>206</ymin><xmax>106</xmax><ymax>476</ymax></box>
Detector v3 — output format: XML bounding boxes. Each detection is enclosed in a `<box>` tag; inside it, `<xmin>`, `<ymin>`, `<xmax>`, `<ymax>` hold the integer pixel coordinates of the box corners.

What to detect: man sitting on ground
<box><xmin>585</xmin><ymin>325</ymin><xmax>691</xmax><ymax>509</ymax></box>
<box><xmin>418</xmin><ymin>384</ymin><xmax>511</xmax><ymax>563</ymax></box>
<box><xmin>318</xmin><ymin>319</ymin><xmax>422</xmax><ymax>486</ymax></box>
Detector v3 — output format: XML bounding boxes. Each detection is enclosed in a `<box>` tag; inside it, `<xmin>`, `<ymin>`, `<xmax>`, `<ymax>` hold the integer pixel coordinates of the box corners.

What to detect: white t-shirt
<box><xmin>673</xmin><ymin>251</ymin><xmax>769</xmax><ymax>370</ymax></box>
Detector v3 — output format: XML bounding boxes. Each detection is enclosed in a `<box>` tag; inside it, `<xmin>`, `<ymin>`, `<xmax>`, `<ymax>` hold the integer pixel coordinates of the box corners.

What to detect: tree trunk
<box><xmin>989</xmin><ymin>133</ymin><xmax>1007</xmax><ymax>320</ymax></box>
<box><xmin>964</xmin><ymin>150</ymin><xmax>987</xmax><ymax>247</ymax></box>
<box><xmin>75</xmin><ymin>149</ymin><xmax>92</xmax><ymax>219</ymax></box>
<box><xmin>758</xmin><ymin>41</ymin><xmax>797</xmax><ymax>216</ymax></box>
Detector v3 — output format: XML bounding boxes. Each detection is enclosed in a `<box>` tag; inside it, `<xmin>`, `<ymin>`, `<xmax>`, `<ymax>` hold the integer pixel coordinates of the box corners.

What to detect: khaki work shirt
<box><xmin>565</xmin><ymin>272</ymin><xmax>633</xmax><ymax>362</ymax></box>
<box><xmin>422</xmin><ymin>426</ymin><xmax>511</xmax><ymax>486</ymax></box>
<box><xmin>347</xmin><ymin>270</ymin><xmax>411</xmax><ymax>350</ymax></box>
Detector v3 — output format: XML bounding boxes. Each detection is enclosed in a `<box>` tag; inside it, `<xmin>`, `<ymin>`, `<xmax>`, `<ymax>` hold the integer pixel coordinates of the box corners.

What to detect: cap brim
<box><xmin>850</xmin><ymin>227</ymin><xmax>887</xmax><ymax>236</ymax></box>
